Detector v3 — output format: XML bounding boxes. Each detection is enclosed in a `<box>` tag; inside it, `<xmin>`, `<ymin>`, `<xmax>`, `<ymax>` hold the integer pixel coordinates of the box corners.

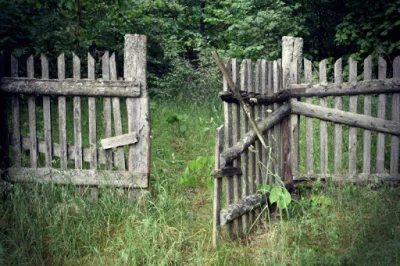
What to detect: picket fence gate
<box><xmin>213</xmin><ymin>36</ymin><xmax>400</xmax><ymax>248</ymax></box>
<box><xmin>0</xmin><ymin>34</ymin><xmax>150</xmax><ymax>201</ymax></box>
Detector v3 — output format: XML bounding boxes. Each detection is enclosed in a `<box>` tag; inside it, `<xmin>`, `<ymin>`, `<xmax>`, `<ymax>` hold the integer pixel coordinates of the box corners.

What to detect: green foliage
<box><xmin>179</xmin><ymin>156</ymin><xmax>213</xmax><ymax>188</ymax></box>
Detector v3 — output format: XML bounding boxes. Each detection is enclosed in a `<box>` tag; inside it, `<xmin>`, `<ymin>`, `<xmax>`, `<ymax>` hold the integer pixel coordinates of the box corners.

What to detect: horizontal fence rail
<box><xmin>0</xmin><ymin>34</ymin><xmax>150</xmax><ymax>199</ymax></box>
<box><xmin>213</xmin><ymin>35</ymin><xmax>400</xmax><ymax>248</ymax></box>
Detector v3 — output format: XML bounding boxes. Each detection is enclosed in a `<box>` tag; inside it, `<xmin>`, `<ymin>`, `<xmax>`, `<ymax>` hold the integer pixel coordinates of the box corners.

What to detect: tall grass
<box><xmin>1</xmin><ymin>99</ymin><xmax>400</xmax><ymax>265</ymax></box>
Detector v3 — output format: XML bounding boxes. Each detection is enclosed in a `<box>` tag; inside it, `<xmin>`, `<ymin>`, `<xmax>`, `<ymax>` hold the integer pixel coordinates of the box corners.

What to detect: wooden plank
<box><xmin>102</xmin><ymin>51</ymin><xmax>113</xmax><ymax>169</ymax></box>
<box><xmin>124</xmin><ymin>34</ymin><xmax>150</xmax><ymax>185</ymax></box>
<box><xmin>41</xmin><ymin>53</ymin><xmax>52</xmax><ymax>167</ymax></box>
<box><xmin>266</xmin><ymin>61</ymin><xmax>273</xmax><ymax>184</ymax></box>
<box><xmin>220</xmin><ymin>104</ymin><xmax>292</xmax><ymax>167</ymax></box>
<box><xmin>391</xmin><ymin>56</ymin><xmax>400</xmax><ymax>175</ymax></box>
<box><xmin>255</xmin><ymin>60</ymin><xmax>262</xmax><ymax>194</ymax></box>
<box><xmin>304</xmin><ymin>58</ymin><xmax>313</xmax><ymax>175</ymax></box>
<box><xmin>220</xmin><ymin>194</ymin><xmax>265</xmax><ymax>226</ymax></box>
<box><xmin>319</xmin><ymin>59</ymin><xmax>328</xmax><ymax>175</ymax></box>
<box><xmin>231</xmin><ymin>58</ymin><xmax>242</xmax><ymax>235</ymax></box>
<box><xmin>27</xmin><ymin>55</ymin><xmax>37</xmax><ymax>168</ymax></box>
<box><xmin>0</xmin><ymin>78</ymin><xmax>140</xmax><ymax>97</ymax></box>
<box><xmin>247</xmin><ymin>59</ymin><xmax>256</xmax><ymax>207</ymax></box>
<box><xmin>101</xmin><ymin>132</ymin><xmax>138</xmax><ymax>149</ymax></box>
<box><xmin>348</xmin><ymin>57</ymin><xmax>358</xmax><ymax>175</ymax></box>
<box><xmin>240</xmin><ymin>59</ymin><xmax>249</xmax><ymax>234</ymax></box>
<box><xmin>213</xmin><ymin>125</ymin><xmax>224</xmax><ymax>249</ymax></box>
<box><xmin>293</xmin><ymin>173</ymin><xmax>400</xmax><ymax>183</ymax></box>
<box><xmin>212</xmin><ymin>167</ymin><xmax>242</xmax><ymax>179</ymax></box>
<box><xmin>0</xmin><ymin>50</ymin><xmax>9</xmax><ymax>171</ymax></box>
<box><xmin>261</xmin><ymin>59</ymin><xmax>268</xmax><ymax>183</ymax></box>
<box><xmin>376</xmin><ymin>57</ymin><xmax>387</xmax><ymax>173</ymax></box>
<box><xmin>57</xmin><ymin>53</ymin><xmax>67</xmax><ymax>169</ymax></box>
<box><xmin>334</xmin><ymin>58</ymin><xmax>343</xmax><ymax>175</ymax></box>
<box><xmin>219</xmin><ymin>78</ymin><xmax>400</xmax><ymax>104</ymax></box>
<box><xmin>291</xmin><ymin>101</ymin><xmax>400</xmax><ymax>136</ymax></box>
<box><xmin>272</xmin><ymin>60</ymin><xmax>281</xmax><ymax>177</ymax></box>
<box><xmin>7</xmin><ymin>168</ymin><xmax>148</xmax><ymax>188</ymax></box>
<box><xmin>363</xmin><ymin>55</ymin><xmax>372</xmax><ymax>173</ymax></box>
<box><xmin>10</xmin><ymin>55</ymin><xmax>21</xmax><ymax>166</ymax></box>
<box><xmin>73</xmin><ymin>53</ymin><xmax>82</xmax><ymax>169</ymax></box>
<box><xmin>88</xmin><ymin>53</ymin><xmax>97</xmax><ymax>169</ymax></box>
<box><xmin>110</xmin><ymin>52</ymin><xmax>125</xmax><ymax>170</ymax></box>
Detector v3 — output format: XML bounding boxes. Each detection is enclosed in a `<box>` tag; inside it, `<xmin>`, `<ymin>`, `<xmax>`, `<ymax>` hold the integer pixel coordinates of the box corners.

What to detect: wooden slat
<box><xmin>110</xmin><ymin>52</ymin><xmax>125</xmax><ymax>170</ymax></box>
<box><xmin>0</xmin><ymin>51</ymin><xmax>9</xmax><ymax>170</ymax></box>
<box><xmin>231</xmin><ymin>58</ymin><xmax>242</xmax><ymax>235</ymax></box>
<box><xmin>266</xmin><ymin>61</ymin><xmax>273</xmax><ymax>184</ymax></box>
<box><xmin>334</xmin><ymin>58</ymin><xmax>343</xmax><ymax>175</ymax></box>
<box><xmin>101</xmin><ymin>132</ymin><xmax>138</xmax><ymax>149</ymax></box>
<box><xmin>41</xmin><ymin>53</ymin><xmax>52</xmax><ymax>167</ymax></box>
<box><xmin>10</xmin><ymin>55</ymin><xmax>21</xmax><ymax>166</ymax></box>
<box><xmin>88</xmin><ymin>53</ymin><xmax>97</xmax><ymax>169</ymax></box>
<box><xmin>304</xmin><ymin>58</ymin><xmax>313</xmax><ymax>175</ymax></box>
<box><xmin>272</xmin><ymin>60</ymin><xmax>281</xmax><ymax>177</ymax></box>
<box><xmin>293</xmin><ymin>173</ymin><xmax>400</xmax><ymax>183</ymax></box>
<box><xmin>376</xmin><ymin>57</ymin><xmax>387</xmax><ymax>173</ymax></box>
<box><xmin>7</xmin><ymin>168</ymin><xmax>148</xmax><ymax>188</ymax></box>
<box><xmin>27</xmin><ymin>55</ymin><xmax>37</xmax><ymax>168</ymax></box>
<box><xmin>212</xmin><ymin>167</ymin><xmax>242</xmax><ymax>179</ymax></box>
<box><xmin>213</xmin><ymin>125</ymin><xmax>224</xmax><ymax>249</ymax></box>
<box><xmin>319</xmin><ymin>59</ymin><xmax>328</xmax><ymax>175</ymax></box>
<box><xmin>348</xmin><ymin>57</ymin><xmax>358</xmax><ymax>175</ymax></box>
<box><xmin>391</xmin><ymin>56</ymin><xmax>400</xmax><ymax>175</ymax></box>
<box><xmin>102</xmin><ymin>51</ymin><xmax>113</xmax><ymax>169</ymax></box>
<box><xmin>220</xmin><ymin>194</ymin><xmax>265</xmax><ymax>226</ymax></box>
<box><xmin>223</xmin><ymin>59</ymin><xmax>234</xmax><ymax>238</ymax></box>
<box><xmin>363</xmin><ymin>55</ymin><xmax>372</xmax><ymax>173</ymax></box>
<box><xmin>260</xmin><ymin>60</ymin><xmax>268</xmax><ymax>181</ymax></box>
<box><xmin>240</xmin><ymin>59</ymin><xmax>249</xmax><ymax>234</ymax></box>
<box><xmin>57</xmin><ymin>53</ymin><xmax>67</xmax><ymax>169</ymax></box>
<box><xmin>73</xmin><ymin>53</ymin><xmax>82</xmax><ymax>169</ymax></box>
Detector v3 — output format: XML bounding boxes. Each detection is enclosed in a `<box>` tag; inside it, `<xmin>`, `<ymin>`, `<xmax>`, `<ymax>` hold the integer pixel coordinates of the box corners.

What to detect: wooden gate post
<box><xmin>281</xmin><ymin>36</ymin><xmax>303</xmax><ymax>185</ymax></box>
<box><xmin>0</xmin><ymin>51</ymin><xmax>10</xmax><ymax>177</ymax></box>
<box><xmin>124</xmin><ymin>34</ymin><xmax>150</xmax><ymax>192</ymax></box>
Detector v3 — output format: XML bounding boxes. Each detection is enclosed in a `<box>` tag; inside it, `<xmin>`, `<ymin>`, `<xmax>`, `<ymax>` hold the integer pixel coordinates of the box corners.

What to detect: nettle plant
<box><xmin>180</xmin><ymin>156</ymin><xmax>214</xmax><ymax>188</ymax></box>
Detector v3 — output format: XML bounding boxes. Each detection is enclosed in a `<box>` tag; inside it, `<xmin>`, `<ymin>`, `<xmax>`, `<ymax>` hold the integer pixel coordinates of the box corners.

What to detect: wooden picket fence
<box><xmin>213</xmin><ymin>36</ymin><xmax>400</xmax><ymax>248</ymax></box>
<box><xmin>0</xmin><ymin>34</ymin><xmax>150</xmax><ymax>201</ymax></box>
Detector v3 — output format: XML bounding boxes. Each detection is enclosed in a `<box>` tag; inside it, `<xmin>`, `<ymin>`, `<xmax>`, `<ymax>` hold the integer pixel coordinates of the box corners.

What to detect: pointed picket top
<box><xmin>304</xmin><ymin>58</ymin><xmax>312</xmax><ymax>83</ymax></box>
<box><xmin>110</xmin><ymin>52</ymin><xmax>117</xmax><ymax>81</ymax></box>
<box><xmin>378</xmin><ymin>57</ymin><xmax>387</xmax><ymax>79</ymax></box>
<box><xmin>57</xmin><ymin>53</ymin><xmax>65</xmax><ymax>80</ymax></box>
<box><xmin>88</xmin><ymin>53</ymin><xmax>95</xmax><ymax>80</ymax></box>
<box><xmin>363</xmin><ymin>55</ymin><xmax>372</xmax><ymax>81</ymax></box>
<box><xmin>72</xmin><ymin>52</ymin><xmax>81</xmax><ymax>80</ymax></box>
<box><xmin>349</xmin><ymin>57</ymin><xmax>357</xmax><ymax>82</ymax></box>
<box><xmin>102</xmin><ymin>51</ymin><xmax>110</xmax><ymax>80</ymax></box>
<box><xmin>41</xmin><ymin>53</ymin><xmax>49</xmax><ymax>79</ymax></box>
<box><xmin>393</xmin><ymin>56</ymin><xmax>400</xmax><ymax>78</ymax></box>
<box><xmin>27</xmin><ymin>55</ymin><xmax>34</xmax><ymax>78</ymax></box>
<box><xmin>334</xmin><ymin>58</ymin><xmax>342</xmax><ymax>83</ymax></box>
<box><xmin>11</xmin><ymin>54</ymin><xmax>18</xmax><ymax>78</ymax></box>
<box><xmin>319</xmin><ymin>59</ymin><xmax>327</xmax><ymax>83</ymax></box>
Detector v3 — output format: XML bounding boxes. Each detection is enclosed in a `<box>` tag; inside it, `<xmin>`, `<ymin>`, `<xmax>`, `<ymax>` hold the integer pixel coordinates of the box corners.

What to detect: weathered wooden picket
<box><xmin>213</xmin><ymin>36</ymin><xmax>400</xmax><ymax>248</ymax></box>
<box><xmin>0</xmin><ymin>34</ymin><xmax>150</xmax><ymax>201</ymax></box>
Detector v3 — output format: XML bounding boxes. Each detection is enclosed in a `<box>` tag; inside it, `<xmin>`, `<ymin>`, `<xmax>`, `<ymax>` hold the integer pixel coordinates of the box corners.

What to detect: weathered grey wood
<box><xmin>304</xmin><ymin>58</ymin><xmax>313</xmax><ymax>174</ymax></box>
<box><xmin>0</xmin><ymin>78</ymin><xmax>140</xmax><ymax>97</ymax></box>
<box><xmin>10</xmin><ymin>55</ymin><xmax>21</xmax><ymax>166</ymax></box>
<box><xmin>363</xmin><ymin>55</ymin><xmax>372</xmax><ymax>173</ymax></box>
<box><xmin>348</xmin><ymin>57</ymin><xmax>358</xmax><ymax>175</ymax></box>
<box><xmin>21</xmin><ymin>136</ymin><xmax>109</xmax><ymax>165</ymax></box>
<box><xmin>261</xmin><ymin>60</ymin><xmax>268</xmax><ymax>182</ymax></box>
<box><xmin>255</xmin><ymin>60</ymin><xmax>262</xmax><ymax>195</ymax></box>
<box><xmin>124</xmin><ymin>34</ymin><xmax>150</xmax><ymax>185</ymax></box>
<box><xmin>221</xmin><ymin>104</ymin><xmax>292</xmax><ymax>167</ymax></box>
<box><xmin>110</xmin><ymin>52</ymin><xmax>125</xmax><ymax>170</ymax></box>
<box><xmin>291</xmin><ymin>101</ymin><xmax>400</xmax><ymax>136</ymax></box>
<box><xmin>319</xmin><ymin>59</ymin><xmax>328</xmax><ymax>175</ymax></box>
<box><xmin>27</xmin><ymin>55</ymin><xmax>37</xmax><ymax>168</ymax></box>
<box><xmin>272</xmin><ymin>60</ymin><xmax>281</xmax><ymax>177</ymax></box>
<box><xmin>73</xmin><ymin>54</ymin><xmax>82</xmax><ymax>169</ymax></box>
<box><xmin>391</xmin><ymin>56</ymin><xmax>400</xmax><ymax>175</ymax></box>
<box><xmin>212</xmin><ymin>167</ymin><xmax>242</xmax><ymax>179</ymax></box>
<box><xmin>220</xmin><ymin>194</ymin><xmax>265</xmax><ymax>226</ymax></box>
<box><xmin>102</xmin><ymin>51</ymin><xmax>113</xmax><ymax>169</ymax></box>
<box><xmin>334</xmin><ymin>58</ymin><xmax>343</xmax><ymax>175</ymax></box>
<box><xmin>282</xmin><ymin>36</ymin><xmax>302</xmax><ymax>182</ymax></box>
<box><xmin>231</xmin><ymin>58</ymin><xmax>243</xmax><ymax>235</ymax></box>
<box><xmin>213</xmin><ymin>125</ymin><xmax>224</xmax><ymax>249</ymax></box>
<box><xmin>41</xmin><ymin>54</ymin><xmax>52</xmax><ymax>167</ymax></box>
<box><xmin>0</xmin><ymin>51</ymin><xmax>9</xmax><ymax>170</ymax></box>
<box><xmin>376</xmin><ymin>57</ymin><xmax>387</xmax><ymax>173</ymax></box>
<box><xmin>101</xmin><ymin>132</ymin><xmax>138</xmax><ymax>149</ymax></box>
<box><xmin>88</xmin><ymin>53</ymin><xmax>97</xmax><ymax>169</ymax></box>
<box><xmin>7</xmin><ymin>168</ymin><xmax>148</xmax><ymax>188</ymax></box>
<box><xmin>293</xmin><ymin>173</ymin><xmax>400</xmax><ymax>183</ymax></box>
<box><xmin>220</xmin><ymin>78</ymin><xmax>400</xmax><ymax>104</ymax></box>
<box><xmin>239</xmin><ymin>59</ymin><xmax>249</xmax><ymax>234</ymax></box>
<box><xmin>57</xmin><ymin>53</ymin><xmax>67</xmax><ymax>169</ymax></box>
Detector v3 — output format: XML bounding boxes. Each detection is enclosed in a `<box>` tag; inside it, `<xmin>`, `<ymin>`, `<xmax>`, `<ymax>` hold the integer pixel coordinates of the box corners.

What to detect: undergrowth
<box><xmin>1</xmin><ymin>100</ymin><xmax>400</xmax><ymax>265</ymax></box>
